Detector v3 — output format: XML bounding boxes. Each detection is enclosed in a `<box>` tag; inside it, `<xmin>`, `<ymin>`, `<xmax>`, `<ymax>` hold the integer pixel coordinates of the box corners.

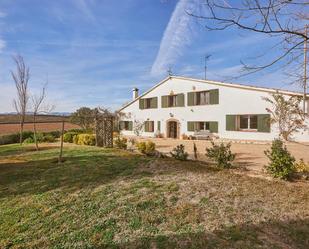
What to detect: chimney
<box><xmin>132</xmin><ymin>88</ymin><xmax>139</xmax><ymax>100</ymax></box>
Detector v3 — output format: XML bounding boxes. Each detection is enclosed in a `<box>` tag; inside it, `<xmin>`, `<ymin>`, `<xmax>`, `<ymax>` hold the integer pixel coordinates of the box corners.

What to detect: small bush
<box><xmin>114</xmin><ymin>136</ymin><xmax>127</xmax><ymax>149</ymax></box>
<box><xmin>136</xmin><ymin>141</ymin><xmax>156</xmax><ymax>155</ymax></box>
<box><xmin>73</xmin><ymin>134</ymin><xmax>79</xmax><ymax>144</ymax></box>
<box><xmin>294</xmin><ymin>159</ymin><xmax>309</xmax><ymax>173</ymax></box>
<box><xmin>67</xmin><ymin>128</ymin><xmax>85</xmax><ymax>134</ymax></box>
<box><xmin>75</xmin><ymin>134</ymin><xmax>96</xmax><ymax>146</ymax></box>
<box><xmin>170</xmin><ymin>144</ymin><xmax>188</xmax><ymax>161</ymax></box>
<box><xmin>23</xmin><ymin>137</ymin><xmax>34</xmax><ymax>144</ymax></box>
<box><xmin>45</xmin><ymin>130</ymin><xmax>61</xmax><ymax>138</ymax></box>
<box><xmin>63</xmin><ymin>132</ymin><xmax>78</xmax><ymax>143</ymax></box>
<box><xmin>264</xmin><ymin>139</ymin><xmax>295</xmax><ymax>180</ymax></box>
<box><xmin>41</xmin><ymin>134</ymin><xmax>56</xmax><ymax>143</ymax></box>
<box><xmin>206</xmin><ymin>142</ymin><xmax>235</xmax><ymax>168</ymax></box>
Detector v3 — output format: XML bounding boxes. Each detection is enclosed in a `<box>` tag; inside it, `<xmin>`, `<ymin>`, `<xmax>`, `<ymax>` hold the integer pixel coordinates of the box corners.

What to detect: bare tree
<box><xmin>263</xmin><ymin>92</ymin><xmax>307</xmax><ymax>141</ymax></box>
<box><xmin>189</xmin><ymin>1</ymin><xmax>308</xmax><ymax>110</ymax></box>
<box><xmin>31</xmin><ymin>84</ymin><xmax>54</xmax><ymax>150</ymax></box>
<box><xmin>11</xmin><ymin>55</ymin><xmax>30</xmax><ymax>145</ymax></box>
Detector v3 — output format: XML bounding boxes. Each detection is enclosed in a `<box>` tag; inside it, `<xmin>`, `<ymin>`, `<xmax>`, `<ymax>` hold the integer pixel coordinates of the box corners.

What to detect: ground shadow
<box><xmin>109</xmin><ymin>218</ymin><xmax>309</xmax><ymax>249</ymax></box>
<box><xmin>0</xmin><ymin>153</ymin><xmax>149</xmax><ymax>198</ymax></box>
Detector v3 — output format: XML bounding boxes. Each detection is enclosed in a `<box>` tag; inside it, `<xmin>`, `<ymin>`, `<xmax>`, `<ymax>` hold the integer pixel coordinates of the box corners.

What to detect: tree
<box><xmin>31</xmin><ymin>83</ymin><xmax>54</xmax><ymax>150</ymax></box>
<box><xmin>133</xmin><ymin>120</ymin><xmax>144</xmax><ymax>136</ymax></box>
<box><xmin>189</xmin><ymin>1</ymin><xmax>308</xmax><ymax>110</ymax></box>
<box><xmin>263</xmin><ymin>92</ymin><xmax>306</xmax><ymax>141</ymax></box>
<box><xmin>11</xmin><ymin>55</ymin><xmax>30</xmax><ymax>145</ymax></box>
<box><xmin>70</xmin><ymin>107</ymin><xmax>95</xmax><ymax>130</ymax></box>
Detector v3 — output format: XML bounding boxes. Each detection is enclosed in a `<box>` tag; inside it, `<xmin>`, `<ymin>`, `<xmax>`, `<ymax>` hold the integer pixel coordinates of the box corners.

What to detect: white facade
<box><xmin>119</xmin><ymin>76</ymin><xmax>309</xmax><ymax>142</ymax></box>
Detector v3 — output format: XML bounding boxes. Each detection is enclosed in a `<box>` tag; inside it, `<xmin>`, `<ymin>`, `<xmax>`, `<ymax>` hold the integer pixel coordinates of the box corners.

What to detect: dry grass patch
<box><xmin>0</xmin><ymin>144</ymin><xmax>308</xmax><ymax>248</ymax></box>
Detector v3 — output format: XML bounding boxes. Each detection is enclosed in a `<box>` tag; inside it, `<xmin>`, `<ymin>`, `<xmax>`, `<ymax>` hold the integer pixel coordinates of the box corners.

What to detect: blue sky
<box><xmin>0</xmin><ymin>0</ymin><xmax>304</xmax><ymax>112</ymax></box>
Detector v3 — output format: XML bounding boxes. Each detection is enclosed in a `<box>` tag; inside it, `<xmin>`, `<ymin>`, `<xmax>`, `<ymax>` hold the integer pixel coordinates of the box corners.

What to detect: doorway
<box><xmin>167</xmin><ymin>121</ymin><xmax>178</xmax><ymax>138</ymax></box>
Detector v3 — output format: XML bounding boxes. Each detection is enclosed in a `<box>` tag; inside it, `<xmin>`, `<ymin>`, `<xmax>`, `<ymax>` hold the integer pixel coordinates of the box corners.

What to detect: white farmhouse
<box><xmin>118</xmin><ymin>76</ymin><xmax>309</xmax><ymax>142</ymax></box>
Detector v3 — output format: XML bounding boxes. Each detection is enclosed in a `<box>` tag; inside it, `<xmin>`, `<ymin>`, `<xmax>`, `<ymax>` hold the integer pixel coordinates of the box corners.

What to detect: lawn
<box><xmin>0</xmin><ymin>144</ymin><xmax>308</xmax><ymax>248</ymax></box>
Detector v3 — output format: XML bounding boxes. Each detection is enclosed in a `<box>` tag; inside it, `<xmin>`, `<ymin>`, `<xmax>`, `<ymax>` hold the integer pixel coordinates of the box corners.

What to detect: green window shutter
<box><xmin>187</xmin><ymin>121</ymin><xmax>195</xmax><ymax>131</ymax></box>
<box><xmin>161</xmin><ymin>96</ymin><xmax>168</xmax><ymax>108</ymax></box>
<box><xmin>150</xmin><ymin>97</ymin><xmax>158</xmax><ymax>108</ymax></box>
<box><xmin>257</xmin><ymin>114</ymin><xmax>270</xmax><ymax>133</ymax></box>
<box><xmin>139</xmin><ymin>99</ymin><xmax>144</xmax><ymax>109</ymax></box>
<box><xmin>209</xmin><ymin>122</ymin><xmax>218</xmax><ymax>133</ymax></box>
<box><xmin>226</xmin><ymin>115</ymin><xmax>236</xmax><ymax>131</ymax></box>
<box><xmin>128</xmin><ymin>121</ymin><xmax>133</xmax><ymax>131</ymax></box>
<box><xmin>119</xmin><ymin>121</ymin><xmax>125</xmax><ymax>130</ymax></box>
<box><xmin>157</xmin><ymin>121</ymin><xmax>161</xmax><ymax>131</ymax></box>
<box><xmin>176</xmin><ymin>94</ymin><xmax>185</xmax><ymax>107</ymax></box>
<box><xmin>187</xmin><ymin>92</ymin><xmax>195</xmax><ymax>106</ymax></box>
<box><xmin>144</xmin><ymin>121</ymin><xmax>149</xmax><ymax>132</ymax></box>
<box><xmin>209</xmin><ymin>89</ymin><xmax>219</xmax><ymax>104</ymax></box>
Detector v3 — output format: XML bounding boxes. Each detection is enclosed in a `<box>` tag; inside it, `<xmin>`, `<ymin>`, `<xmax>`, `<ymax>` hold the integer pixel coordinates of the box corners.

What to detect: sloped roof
<box><xmin>118</xmin><ymin>75</ymin><xmax>308</xmax><ymax>111</ymax></box>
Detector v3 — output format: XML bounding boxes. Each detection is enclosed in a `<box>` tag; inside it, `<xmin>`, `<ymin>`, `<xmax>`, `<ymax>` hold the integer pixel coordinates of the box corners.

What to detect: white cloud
<box><xmin>151</xmin><ymin>0</ymin><xmax>205</xmax><ymax>76</ymax></box>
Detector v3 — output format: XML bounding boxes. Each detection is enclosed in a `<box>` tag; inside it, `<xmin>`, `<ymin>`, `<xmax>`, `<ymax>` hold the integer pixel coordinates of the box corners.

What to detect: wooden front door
<box><xmin>168</xmin><ymin>121</ymin><xmax>178</xmax><ymax>138</ymax></box>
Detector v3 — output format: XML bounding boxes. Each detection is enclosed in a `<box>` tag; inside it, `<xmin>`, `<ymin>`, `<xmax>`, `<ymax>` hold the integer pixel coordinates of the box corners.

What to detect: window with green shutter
<box><xmin>226</xmin><ymin>114</ymin><xmax>270</xmax><ymax>132</ymax></box>
<box><xmin>187</xmin><ymin>121</ymin><xmax>218</xmax><ymax>133</ymax></box>
<box><xmin>157</xmin><ymin>121</ymin><xmax>161</xmax><ymax>131</ymax></box>
<box><xmin>161</xmin><ymin>96</ymin><xmax>168</xmax><ymax>108</ymax></box>
<box><xmin>257</xmin><ymin>114</ymin><xmax>270</xmax><ymax>133</ymax></box>
<box><xmin>209</xmin><ymin>89</ymin><xmax>219</xmax><ymax>104</ymax></box>
<box><xmin>176</xmin><ymin>94</ymin><xmax>185</xmax><ymax>107</ymax></box>
<box><xmin>119</xmin><ymin>121</ymin><xmax>133</xmax><ymax>131</ymax></box>
<box><xmin>187</xmin><ymin>89</ymin><xmax>219</xmax><ymax>106</ymax></box>
<box><xmin>162</xmin><ymin>94</ymin><xmax>185</xmax><ymax>107</ymax></box>
<box><xmin>139</xmin><ymin>97</ymin><xmax>157</xmax><ymax>109</ymax></box>
<box><xmin>187</xmin><ymin>121</ymin><xmax>195</xmax><ymax>131</ymax></box>
<box><xmin>139</xmin><ymin>99</ymin><xmax>145</xmax><ymax>109</ymax></box>
<box><xmin>226</xmin><ymin>115</ymin><xmax>237</xmax><ymax>131</ymax></box>
<box><xmin>187</xmin><ymin>92</ymin><xmax>195</xmax><ymax>106</ymax></box>
<box><xmin>144</xmin><ymin>121</ymin><xmax>154</xmax><ymax>132</ymax></box>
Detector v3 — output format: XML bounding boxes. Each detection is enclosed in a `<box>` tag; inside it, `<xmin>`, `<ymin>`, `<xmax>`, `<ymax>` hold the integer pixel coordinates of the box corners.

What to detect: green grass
<box><xmin>0</xmin><ymin>143</ymin><xmax>309</xmax><ymax>248</ymax></box>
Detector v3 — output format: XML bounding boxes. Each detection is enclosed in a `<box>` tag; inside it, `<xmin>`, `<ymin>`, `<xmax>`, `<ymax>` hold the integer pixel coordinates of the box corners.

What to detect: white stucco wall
<box><xmin>119</xmin><ymin>77</ymin><xmax>309</xmax><ymax>142</ymax></box>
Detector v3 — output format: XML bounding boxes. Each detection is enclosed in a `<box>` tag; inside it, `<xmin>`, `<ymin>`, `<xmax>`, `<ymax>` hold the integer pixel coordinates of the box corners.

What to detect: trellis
<box><xmin>95</xmin><ymin>114</ymin><xmax>114</xmax><ymax>148</ymax></box>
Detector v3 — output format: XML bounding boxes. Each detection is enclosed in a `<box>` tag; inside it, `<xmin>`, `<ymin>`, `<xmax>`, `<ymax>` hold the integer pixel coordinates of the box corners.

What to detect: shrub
<box><xmin>206</xmin><ymin>142</ymin><xmax>235</xmax><ymax>168</ymax></box>
<box><xmin>73</xmin><ymin>134</ymin><xmax>79</xmax><ymax>144</ymax></box>
<box><xmin>294</xmin><ymin>159</ymin><xmax>309</xmax><ymax>173</ymax></box>
<box><xmin>0</xmin><ymin>133</ymin><xmax>20</xmax><ymax>145</ymax></box>
<box><xmin>170</xmin><ymin>144</ymin><xmax>188</xmax><ymax>161</ymax></box>
<box><xmin>63</xmin><ymin>132</ymin><xmax>78</xmax><ymax>143</ymax></box>
<box><xmin>42</xmin><ymin>134</ymin><xmax>56</xmax><ymax>143</ymax></box>
<box><xmin>67</xmin><ymin>128</ymin><xmax>85</xmax><ymax>134</ymax></box>
<box><xmin>23</xmin><ymin>137</ymin><xmax>34</xmax><ymax>144</ymax></box>
<box><xmin>114</xmin><ymin>136</ymin><xmax>127</xmax><ymax>149</ymax></box>
<box><xmin>136</xmin><ymin>141</ymin><xmax>146</xmax><ymax>153</ymax></box>
<box><xmin>45</xmin><ymin>130</ymin><xmax>61</xmax><ymax>138</ymax></box>
<box><xmin>264</xmin><ymin>139</ymin><xmax>295</xmax><ymax>180</ymax></box>
<box><xmin>136</xmin><ymin>141</ymin><xmax>156</xmax><ymax>155</ymax></box>
<box><xmin>76</xmin><ymin>134</ymin><xmax>96</xmax><ymax>146</ymax></box>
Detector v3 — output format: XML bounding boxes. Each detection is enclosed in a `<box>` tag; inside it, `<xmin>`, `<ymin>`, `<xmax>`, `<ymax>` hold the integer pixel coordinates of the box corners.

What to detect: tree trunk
<box><xmin>19</xmin><ymin>120</ymin><xmax>23</xmax><ymax>145</ymax></box>
<box><xmin>33</xmin><ymin>113</ymin><xmax>39</xmax><ymax>151</ymax></box>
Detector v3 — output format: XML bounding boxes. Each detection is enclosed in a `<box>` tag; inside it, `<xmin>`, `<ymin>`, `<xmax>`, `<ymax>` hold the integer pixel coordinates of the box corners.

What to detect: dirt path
<box><xmin>133</xmin><ymin>137</ymin><xmax>309</xmax><ymax>172</ymax></box>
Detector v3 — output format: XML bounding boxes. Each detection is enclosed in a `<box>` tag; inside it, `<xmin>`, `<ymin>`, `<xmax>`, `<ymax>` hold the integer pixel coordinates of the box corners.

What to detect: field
<box><xmin>0</xmin><ymin>114</ymin><xmax>79</xmax><ymax>135</ymax></box>
<box><xmin>0</xmin><ymin>143</ymin><xmax>308</xmax><ymax>248</ymax></box>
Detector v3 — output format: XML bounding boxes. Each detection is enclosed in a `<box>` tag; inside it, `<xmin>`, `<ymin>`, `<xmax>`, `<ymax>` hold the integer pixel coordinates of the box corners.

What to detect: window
<box><xmin>198</xmin><ymin>122</ymin><xmax>210</xmax><ymax>131</ymax></box>
<box><xmin>119</xmin><ymin>121</ymin><xmax>133</xmax><ymax>131</ymax></box>
<box><xmin>168</xmin><ymin>95</ymin><xmax>177</xmax><ymax>107</ymax></box>
<box><xmin>144</xmin><ymin>121</ymin><xmax>154</xmax><ymax>132</ymax></box>
<box><xmin>188</xmin><ymin>89</ymin><xmax>219</xmax><ymax>106</ymax></box>
<box><xmin>187</xmin><ymin>121</ymin><xmax>218</xmax><ymax>133</ymax></box>
<box><xmin>196</xmin><ymin>91</ymin><xmax>210</xmax><ymax>105</ymax></box>
<box><xmin>139</xmin><ymin>97</ymin><xmax>158</xmax><ymax>109</ymax></box>
<box><xmin>145</xmin><ymin>98</ymin><xmax>152</xmax><ymax>109</ymax></box>
<box><xmin>238</xmin><ymin>115</ymin><xmax>258</xmax><ymax>130</ymax></box>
